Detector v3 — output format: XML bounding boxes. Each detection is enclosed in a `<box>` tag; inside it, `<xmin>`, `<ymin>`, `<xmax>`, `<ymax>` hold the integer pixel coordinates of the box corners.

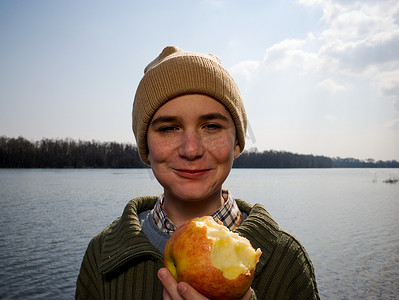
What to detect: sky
<box><xmin>1</xmin><ymin>0</ymin><xmax>398</xmax><ymax>161</ymax></box>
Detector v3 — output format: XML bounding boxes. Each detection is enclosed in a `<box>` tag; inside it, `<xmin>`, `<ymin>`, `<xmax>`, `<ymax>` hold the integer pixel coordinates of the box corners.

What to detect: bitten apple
<box><xmin>163</xmin><ymin>216</ymin><xmax>262</xmax><ymax>300</ymax></box>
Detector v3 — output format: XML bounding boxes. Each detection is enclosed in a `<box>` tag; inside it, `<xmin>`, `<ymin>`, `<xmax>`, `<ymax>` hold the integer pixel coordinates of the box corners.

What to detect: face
<box><xmin>147</xmin><ymin>94</ymin><xmax>241</xmax><ymax>204</ymax></box>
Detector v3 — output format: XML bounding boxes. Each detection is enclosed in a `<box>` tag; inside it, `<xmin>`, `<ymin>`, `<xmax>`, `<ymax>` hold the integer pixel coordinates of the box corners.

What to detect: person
<box><xmin>76</xmin><ymin>46</ymin><xmax>320</xmax><ymax>300</ymax></box>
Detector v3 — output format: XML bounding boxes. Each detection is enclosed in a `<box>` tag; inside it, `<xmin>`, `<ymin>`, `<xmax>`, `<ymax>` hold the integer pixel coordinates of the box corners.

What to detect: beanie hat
<box><xmin>132</xmin><ymin>46</ymin><xmax>247</xmax><ymax>165</ymax></box>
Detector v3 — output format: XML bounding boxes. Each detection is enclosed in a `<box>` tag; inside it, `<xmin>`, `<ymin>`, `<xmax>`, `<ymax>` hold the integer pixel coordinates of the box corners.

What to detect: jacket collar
<box><xmin>235</xmin><ymin>199</ymin><xmax>280</xmax><ymax>276</ymax></box>
<box><xmin>98</xmin><ymin>196</ymin><xmax>280</xmax><ymax>279</ymax></box>
<box><xmin>98</xmin><ymin>196</ymin><xmax>161</xmax><ymax>277</ymax></box>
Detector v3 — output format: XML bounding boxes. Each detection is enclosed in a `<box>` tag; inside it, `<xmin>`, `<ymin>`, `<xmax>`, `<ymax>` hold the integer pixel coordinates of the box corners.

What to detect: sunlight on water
<box><xmin>0</xmin><ymin>168</ymin><xmax>398</xmax><ymax>299</ymax></box>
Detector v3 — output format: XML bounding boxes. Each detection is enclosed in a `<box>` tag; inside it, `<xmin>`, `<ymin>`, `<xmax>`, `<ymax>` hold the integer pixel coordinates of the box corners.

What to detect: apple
<box><xmin>163</xmin><ymin>216</ymin><xmax>262</xmax><ymax>300</ymax></box>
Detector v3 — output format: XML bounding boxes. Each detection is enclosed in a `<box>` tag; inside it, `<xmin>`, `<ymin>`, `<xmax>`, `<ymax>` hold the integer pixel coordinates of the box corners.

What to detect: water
<box><xmin>0</xmin><ymin>168</ymin><xmax>398</xmax><ymax>299</ymax></box>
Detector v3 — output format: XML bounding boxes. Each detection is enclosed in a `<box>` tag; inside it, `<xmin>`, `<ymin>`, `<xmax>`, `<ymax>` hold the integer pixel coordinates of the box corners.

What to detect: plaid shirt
<box><xmin>152</xmin><ymin>190</ymin><xmax>243</xmax><ymax>235</ymax></box>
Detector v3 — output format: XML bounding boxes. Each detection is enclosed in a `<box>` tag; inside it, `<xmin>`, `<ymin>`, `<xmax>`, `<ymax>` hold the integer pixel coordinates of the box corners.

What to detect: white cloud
<box><xmin>320</xmin><ymin>29</ymin><xmax>399</xmax><ymax>74</ymax></box>
<box><xmin>229</xmin><ymin>60</ymin><xmax>260</xmax><ymax>81</ymax></box>
<box><xmin>383</xmin><ymin>117</ymin><xmax>399</xmax><ymax>130</ymax></box>
<box><xmin>262</xmin><ymin>39</ymin><xmax>318</xmax><ymax>73</ymax></box>
<box><xmin>318</xmin><ymin>0</ymin><xmax>399</xmax><ymax>71</ymax></box>
<box><xmin>318</xmin><ymin>79</ymin><xmax>347</xmax><ymax>92</ymax></box>
<box><xmin>377</xmin><ymin>69</ymin><xmax>399</xmax><ymax>101</ymax></box>
<box><xmin>233</xmin><ymin>0</ymin><xmax>399</xmax><ymax>124</ymax></box>
<box><xmin>322</xmin><ymin>3</ymin><xmax>389</xmax><ymax>39</ymax></box>
<box><xmin>376</xmin><ymin>69</ymin><xmax>399</xmax><ymax>125</ymax></box>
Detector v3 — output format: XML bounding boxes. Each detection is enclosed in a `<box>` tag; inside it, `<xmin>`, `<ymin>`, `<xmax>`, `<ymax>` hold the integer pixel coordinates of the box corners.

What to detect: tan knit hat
<box><xmin>132</xmin><ymin>46</ymin><xmax>247</xmax><ymax>164</ymax></box>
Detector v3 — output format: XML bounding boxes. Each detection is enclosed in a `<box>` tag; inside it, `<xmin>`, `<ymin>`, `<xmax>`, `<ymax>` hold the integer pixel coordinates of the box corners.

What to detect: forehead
<box><xmin>153</xmin><ymin>94</ymin><xmax>231</xmax><ymax>117</ymax></box>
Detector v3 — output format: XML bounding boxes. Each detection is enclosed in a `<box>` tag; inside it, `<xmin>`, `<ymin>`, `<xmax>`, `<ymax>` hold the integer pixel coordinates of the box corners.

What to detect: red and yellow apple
<box><xmin>163</xmin><ymin>216</ymin><xmax>262</xmax><ymax>300</ymax></box>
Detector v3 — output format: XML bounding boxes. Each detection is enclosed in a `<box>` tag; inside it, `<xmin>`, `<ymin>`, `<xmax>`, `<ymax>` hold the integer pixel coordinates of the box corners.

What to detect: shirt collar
<box><xmin>152</xmin><ymin>190</ymin><xmax>242</xmax><ymax>235</ymax></box>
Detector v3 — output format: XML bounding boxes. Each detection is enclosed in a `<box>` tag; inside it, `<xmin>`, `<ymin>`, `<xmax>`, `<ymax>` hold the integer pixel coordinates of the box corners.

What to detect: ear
<box><xmin>233</xmin><ymin>143</ymin><xmax>241</xmax><ymax>159</ymax></box>
<box><xmin>146</xmin><ymin>151</ymin><xmax>151</xmax><ymax>164</ymax></box>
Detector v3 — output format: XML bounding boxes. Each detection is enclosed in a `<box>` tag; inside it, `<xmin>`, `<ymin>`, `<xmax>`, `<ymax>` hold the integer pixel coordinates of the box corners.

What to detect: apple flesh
<box><xmin>163</xmin><ymin>216</ymin><xmax>262</xmax><ymax>300</ymax></box>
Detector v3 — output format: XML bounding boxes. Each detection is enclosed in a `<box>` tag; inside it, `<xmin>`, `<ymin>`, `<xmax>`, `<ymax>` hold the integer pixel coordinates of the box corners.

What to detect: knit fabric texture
<box><xmin>132</xmin><ymin>46</ymin><xmax>247</xmax><ymax>164</ymax></box>
<box><xmin>76</xmin><ymin>196</ymin><xmax>320</xmax><ymax>300</ymax></box>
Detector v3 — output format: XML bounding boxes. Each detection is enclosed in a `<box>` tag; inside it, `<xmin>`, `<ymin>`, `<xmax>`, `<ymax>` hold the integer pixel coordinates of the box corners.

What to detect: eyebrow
<box><xmin>149</xmin><ymin>116</ymin><xmax>179</xmax><ymax>128</ymax></box>
<box><xmin>200</xmin><ymin>112</ymin><xmax>230</xmax><ymax>122</ymax></box>
<box><xmin>150</xmin><ymin>113</ymin><xmax>230</xmax><ymax>127</ymax></box>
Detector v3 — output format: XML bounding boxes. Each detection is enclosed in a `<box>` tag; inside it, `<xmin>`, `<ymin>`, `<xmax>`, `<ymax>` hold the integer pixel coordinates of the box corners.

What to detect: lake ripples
<box><xmin>0</xmin><ymin>168</ymin><xmax>398</xmax><ymax>299</ymax></box>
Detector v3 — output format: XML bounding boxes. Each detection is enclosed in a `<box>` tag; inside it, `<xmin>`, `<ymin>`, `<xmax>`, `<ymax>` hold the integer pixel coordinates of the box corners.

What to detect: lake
<box><xmin>0</xmin><ymin>168</ymin><xmax>398</xmax><ymax>299</ymax></box>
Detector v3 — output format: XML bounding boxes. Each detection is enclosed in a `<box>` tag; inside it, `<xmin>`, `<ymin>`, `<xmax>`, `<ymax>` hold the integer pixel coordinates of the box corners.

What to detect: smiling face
<box><xmin>147</xmin><ymin>94</ymin><xmax>241</xmax><ymax>206</ymax></box>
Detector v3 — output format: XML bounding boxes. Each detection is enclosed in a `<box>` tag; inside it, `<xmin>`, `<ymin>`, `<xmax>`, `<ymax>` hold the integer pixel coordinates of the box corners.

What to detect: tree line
<box><xmin>233</xmin><ymin>149</ymin><xmax>399</xmax><ymax>168</ymax></box>
<box><xmin>1</xmin><ymin>136</ymin><xmax>398</xmax><ymax>168</ymax></box>
<box><xmin>0</xmin><ymin>136</ymin><xmax>147</xmax><ymax>168</ymax></box>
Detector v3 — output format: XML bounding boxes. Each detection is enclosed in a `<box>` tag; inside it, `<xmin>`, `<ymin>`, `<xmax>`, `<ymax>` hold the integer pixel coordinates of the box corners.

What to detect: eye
<box><xmin>159</xmin><ymin>125</ymin><xmax>179</xmax><ymax>132</ymax></box>
<box><xmin>203</xmin><ymin>123</ymin><xmax>222</xmax><ymax>130</ymax></box>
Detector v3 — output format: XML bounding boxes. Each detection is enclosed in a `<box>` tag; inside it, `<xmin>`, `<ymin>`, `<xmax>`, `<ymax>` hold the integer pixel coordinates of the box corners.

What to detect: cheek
<box><xmin>205</xmin><ymin>135</ymin><xmax>237</xmax><ymax>161</ymax></box>
<box><xmin>147</xmin><ymin>136</ymin><xmax>175</xmax><ymax>163</ymax></box>
<box><xmin>147</xmin><ymin>143</ymin><xmax>163</xmax><ymax>163</ymax></box>
<box><xmin>147</xmin><ymin>136</ymin><xmax>161</xmax><ymax>163</ymax></box>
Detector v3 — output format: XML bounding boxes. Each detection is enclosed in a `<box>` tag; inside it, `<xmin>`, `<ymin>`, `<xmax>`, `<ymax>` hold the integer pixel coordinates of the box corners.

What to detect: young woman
<box><xmin>76</xmin><ymin>46</ymin><xmax>320</xmax><ymax>300</ymax></box>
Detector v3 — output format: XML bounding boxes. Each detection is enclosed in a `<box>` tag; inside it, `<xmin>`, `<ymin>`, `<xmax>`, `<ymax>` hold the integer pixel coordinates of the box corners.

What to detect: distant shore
<box><xmin>1</xmin><ymin>136</ymin><xmax>399</xmax><ymax>169</ymax></box>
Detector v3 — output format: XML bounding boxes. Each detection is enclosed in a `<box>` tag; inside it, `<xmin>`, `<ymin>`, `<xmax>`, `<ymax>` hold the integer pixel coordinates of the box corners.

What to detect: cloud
<box><xmin>229</xmin><ymin>60</ymin><xmax>260</xmax><ymax>81</ymax></box>
<box><xmin>384</xmin><ymin>117</ymin><xmax>399</xmax><ymax>130</ymax></box>
<box><xmin>318</xmin><ymin>79</ymin><xmax>347</xmax><ymax>92</ymax></box>
<box><xmin>262</xmin><ymin>39</ymin><xmax>319</xmax><ymax>73</ymax></box>
<box><xmin>232</xmin><ymin>0</ymin><xmax>399</xmax><ymax>124</ymax></box>
<box><xmin>376</xmin><ymin>69</ymin><xmax>399</xmax><ymax>125</ymax></box>
<box><xmin>315</xmin><ymin>0</ymin><xmax>399</xmax><ymax>124</ymax></box>
<box><xmin>320</xmin><ymin>30</ymin><xmax>399</xmax><ymax>74</ymax></box>
<box><xmin>235</xmin><ymin>0</ymin><xmax>399</xmax><ymax>76</ymax></box>
<box><xmin>377</xmin><ymin>69</ymin><xmax>399</xmax><ymax>101</ymax></box>
<box><xmin>311</xmin><ymin>0</ymin><xmax>399</xmax><ymax>72</ymax></box>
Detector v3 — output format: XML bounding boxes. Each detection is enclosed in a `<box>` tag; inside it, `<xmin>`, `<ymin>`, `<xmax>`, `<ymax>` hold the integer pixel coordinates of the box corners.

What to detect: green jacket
<box><xmin>76</xmin><ymin>196</ymin><xmax>319</xmax><ymax>299</ymax></box>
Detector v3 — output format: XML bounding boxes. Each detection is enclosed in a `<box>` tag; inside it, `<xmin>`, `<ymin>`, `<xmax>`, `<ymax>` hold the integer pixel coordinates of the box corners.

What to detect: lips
<box><xmin>174</xmin><ymin>168</ymin><xmax>212</xmax><ymax>178</ymax></box>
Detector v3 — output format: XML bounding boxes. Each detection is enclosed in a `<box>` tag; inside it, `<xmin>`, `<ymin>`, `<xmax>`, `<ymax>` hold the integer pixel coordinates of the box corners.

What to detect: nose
<box><xmin>178</xmin><ymin>131</ymin><xmax>205</xmax><ymax>160</ymax></box>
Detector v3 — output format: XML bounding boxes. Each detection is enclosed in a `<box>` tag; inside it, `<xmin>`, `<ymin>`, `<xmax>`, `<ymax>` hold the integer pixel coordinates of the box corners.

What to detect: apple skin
<box><xmin>163</xmin><ymin>217</ymin><xmax>257</xmax><ymax>300</ymax></box>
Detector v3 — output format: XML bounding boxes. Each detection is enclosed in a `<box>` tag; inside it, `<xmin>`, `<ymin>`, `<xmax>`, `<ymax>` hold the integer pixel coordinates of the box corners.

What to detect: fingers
<box><xmin>241</xmin><ymin>288</ymin><xmax>253</xmax><ymax>300</ymax></box>
<box><xmin>162</xmin><ymin>288</ymin><xmax>172</xmax><ymax>300</ymax></box>
<box><xmin>158</xmin><ymin>268</ymin><xmax>209</xmax><ymax>300</ymax></box>
<box><xmin>176</xmin><ymin>283</ymin><xmax>251</xmax><ymax>300</ymax></box>
<box><xmin>176</xmin><ymin>282</ymin><xmax>208</xmax><ymax>299</ymax></box>
<box><xmin>158</xmin><ymin>268</ymin><xmax>183</xmax><ymax>300</ymax></box>
<box><xmin>158</xmin><ymin>268</ymin><xmax>253</xmax><ymax>300</ymax></box>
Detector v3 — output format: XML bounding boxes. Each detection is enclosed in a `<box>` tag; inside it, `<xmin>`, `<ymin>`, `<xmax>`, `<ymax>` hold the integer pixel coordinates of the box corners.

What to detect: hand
<box><xmin>157</xmin><ymin>268</ymin><xmax>252</xmax><ymax>300</ymax></box>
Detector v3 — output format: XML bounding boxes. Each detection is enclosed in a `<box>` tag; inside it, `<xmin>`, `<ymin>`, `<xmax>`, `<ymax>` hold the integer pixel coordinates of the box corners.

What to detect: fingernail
<box><xmin>158</xmin><ymin>268</ymin><xmax>167</xmax><ymax>279</ymax></box>
<box><xmin>177</xmin><ymin>282</ymin><xmax>187</xmax><ymax>294</ymax></box>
